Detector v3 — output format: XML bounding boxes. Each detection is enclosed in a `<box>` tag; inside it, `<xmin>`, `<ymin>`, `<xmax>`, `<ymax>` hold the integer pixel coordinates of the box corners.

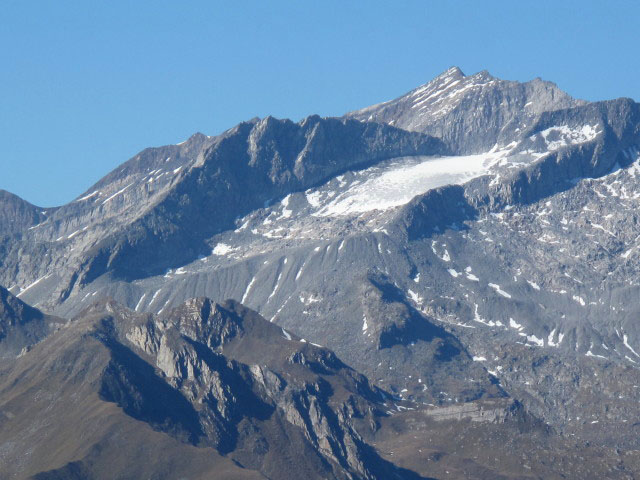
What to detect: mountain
<box><xmin>1</xmin><ymin>293</ymin><xmax>635</xmax><ymax>479</ymax></box>
<box><xmin>0</xmin><ymin>295</ymin><xmax>424</xmax><ymax>479</ymax></box>
<box><xmin>0</xmin><ymin>190</ymin><xmax>48</xmax><ymax>236</ymax></box>
<box><xmin>0</xmin><ymin>285</ymin><xmax>61</xmax><ymax>358</ymax></box>
<box><xmin>346</xmin><ymin>66</ymin><xmax>586</xmax><ymax>153</ymax></box>
<box><xmin>0</xmin><ymin>117</ymin><xmax>444</xmax><ymax>307</ymax></box>
<box><xmin>2</xmin><ymin>67</ymin><xmax>640</xmax><ymax>477</ymax></box>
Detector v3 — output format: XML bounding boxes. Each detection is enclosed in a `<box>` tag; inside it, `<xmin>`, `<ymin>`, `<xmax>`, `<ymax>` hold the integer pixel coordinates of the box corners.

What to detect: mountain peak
<box><xmin>436</xmin><ymin>65</ymin><xmax>465</xmax><ymax>80</ymax></box>
<box><xmin>0</xmin><ymin>285</ymin><xmax>54</xmax><ymax>358</ymax></box>
<box><xmin>345</xmin><ymin>66</ymin><xmax>582</xmax><ymax>153</ymax></box>
<box><xmin>470</xmin><ymin>69</ymin><xmax>495</xmax><ymax>82</ymax></box>
<box><xmin>0</xmin><ymin>189</ymin><xmax>48</xmax><ymax>234</ymax></box>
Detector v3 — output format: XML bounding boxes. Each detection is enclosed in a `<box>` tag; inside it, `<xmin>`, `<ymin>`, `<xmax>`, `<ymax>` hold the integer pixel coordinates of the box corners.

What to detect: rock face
<box><xmin>0</xmin><ymin>296</ymin><xmax>428</xmax><ymax>479</ymax></box>
<box><xmin>0</xmin><ymin>286</ymin><xmax>60</xmax><ymax>358</ymax></box>
<box><xmin>0</xmin><ymin>190</ymin><xmax>48</xmax><ymax>236</ymax></box>
<box><xmin>3</xmin><ymin>67</ymin><xmax>640</xmax><ymax>477</ymax></box>
<box><xmin>345</xmin><ymin>66</ymin><xmax>585</xmax><ymax>154</ymax></box>
<box><xmin>0</xmin><ymin>117</ymin><xmax>445</xmax><ymax>308</ymax></box>
<box><xmin>3</xmin><ymin>295</ymin><xmax>638</xmax><ymax>480</ymax></box>
<box><xmin>422</xmin><ymin>398</ymin><xmax>520</xmax><ymax>423</ymax></box>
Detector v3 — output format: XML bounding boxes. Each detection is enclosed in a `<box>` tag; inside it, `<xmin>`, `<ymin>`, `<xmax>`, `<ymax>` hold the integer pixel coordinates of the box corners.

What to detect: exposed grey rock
<box><xmin>1</xmin><ymin>296</ymin><xmax>426</xmax><ymax>479</ymax></box>
<box><xmin>345</xmin><ymin>66</ymin><xmax>585</xmax><ymax>154</ymax></box>
<box><xmin>0</xmin><ymin>190</ymin><xmax>48</xmax><ymax>236</ymax></box>
<box><xmin>421</xmin><ymin>398</ymin><xmax>521</xmax><ymax>423</ymax></box>
<box><xmin>0</xmin><ymin>285</ymin><xmax>61</xmax><ymax>358</ymax></box>
<box><xmin>3</xmin><ymin>67</ymin><xmax>640</xmax><ymax>477</ymax></box>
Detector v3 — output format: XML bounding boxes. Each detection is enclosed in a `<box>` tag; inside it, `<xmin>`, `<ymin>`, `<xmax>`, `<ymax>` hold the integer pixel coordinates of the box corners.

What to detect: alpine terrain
<box><xmin>2</xmin><ymin>67</ymin><xmax>640</xmax><ymax>479</ymax></box>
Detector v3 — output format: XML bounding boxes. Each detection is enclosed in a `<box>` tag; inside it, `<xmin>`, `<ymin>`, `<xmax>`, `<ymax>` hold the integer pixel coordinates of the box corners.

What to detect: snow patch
<box><xmin>623</xmin><ymin>334</ymin><xmax>640</xmax><ymax>358</ymax></box>
<box><xmin>525</xmin><ymin>334</ymin><xmax>544</xmax><ymax>347</ymax></box>
<box><xmin>299</xmin><ymin>293</ymin><xmax>321</xmax><ymax>305</ymax></box>
<box><xmin>533</xmin><ymin>124</ymin><xmax>600</xmax><ymax>151</ymax></box>
<box><xmin>527</xmin><ymin>280</ymin><xmax>541</xmax><ymax>291</ymax></box>
<box><xmin>212</xmin><ymin>243</ymin><xmax>236</xmax><ymax>255</ymax></box>
<box><xmin>267</xmin><ymin>273</ymin><xmax>283</xmax><ymax>302</ymax></box>
<box><xmin>572</xmin><ymin>295</ymin><xmax>586</xmax><ymax>306</ymax></box>
<box><xmin>509</xmin><ymin>318</ymin><xmax>523</xmax><ymax>330</ymax></box>
<box><xmin>101</xmin><ymin>183</ymin><xmax>133</xmax><ymax>205</ymax></box>
<box><xmin>16</xmin><ymin>274</ymin><xmax>51</xmax><ymax>298</ymax></box>
<box><xmin>280</xmin><ymin>194</ymin><xmax>293</xmax><ymax>218</ymax></box>
<box><xmin>407</xmin><ymin>289</ymin><xmax>423</xmax><ymax>305</ymax></box>
<box><xmin>76</xmin><ymin>190</ymin><xmax>100</xmax><ymax>202</ymax></box>
<box><xmin>241</xmin><ymin>277</ymin><xmax>256</xmax><ymax>304</ymax></box>
<box><xmin>135</xmin><ymin>293</ymin><xmax>147</xmax><ymax>312</ymax></box>
<box><xmin>313</xmin><ymin>153</ymin><xmax>501</xmax><ymax>217</ymax></box>
<box><xmin>473</xmin><ymin>304</ymin><xmax>497</xmax><ymax>327</ymax></box>
<box><xmin>488</xmin><ymin>283</ymin><xmax>511</xmax><ymax>298</ymax></box>
<box><xmin>306</xmin><ymin>191</ymin><xmax>322</xmax><ymax>208</ymax></box>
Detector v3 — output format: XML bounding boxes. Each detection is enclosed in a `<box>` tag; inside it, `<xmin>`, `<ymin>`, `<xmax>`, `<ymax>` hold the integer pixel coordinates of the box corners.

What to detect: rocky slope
<box><xmin>0</xmin><ymin>291</ymin><xmax>426</xmax><ymax>479</ymax></box>
<box><xmin>2</xmin><ymin>290</ymin><xmax>638</xmax><ymax>479</ymax></box>
<box><xmin>0</xmin><ymin>117</ymin><xmax>444</xmax><ymax>308</ymax></box>
<box><xmin>346</xmin><ymin>66</ymin><xmax>586</xmax><ymax>154</ymax></box>
<box><xmin>2</xmin><ymin>67</ymin><xmax>640</xmax><ymax>477</ymax></box>
<box><xmin>0</xmin><ymin>190</ymin><xmax>48</xmax><ymax>236</ymax></box>
<box><xmin>0</xmin><ymin>285</ymin><xmax>62</xmax><ymax>358</ymax></box>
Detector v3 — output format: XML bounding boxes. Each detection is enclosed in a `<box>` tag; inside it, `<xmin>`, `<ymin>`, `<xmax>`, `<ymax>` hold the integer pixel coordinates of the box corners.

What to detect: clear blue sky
<box><xmin>2</xmin><ymin>1</ymin><xmax>639</xmax><ymax>207</ymax></box>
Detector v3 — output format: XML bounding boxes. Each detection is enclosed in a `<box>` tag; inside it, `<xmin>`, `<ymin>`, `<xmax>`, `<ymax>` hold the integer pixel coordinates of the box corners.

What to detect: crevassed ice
<box><xmin>312</xmin><ymin>153</ymin><xmax>503</xmax><ymax>217</ymax></box>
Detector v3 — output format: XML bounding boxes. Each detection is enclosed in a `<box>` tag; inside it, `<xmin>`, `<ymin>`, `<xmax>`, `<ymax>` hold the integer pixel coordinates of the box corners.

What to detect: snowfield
<box><xmin>311</xmin><ymin>152</ymin><xmax>508</xmax><ymax>217</ymax></box>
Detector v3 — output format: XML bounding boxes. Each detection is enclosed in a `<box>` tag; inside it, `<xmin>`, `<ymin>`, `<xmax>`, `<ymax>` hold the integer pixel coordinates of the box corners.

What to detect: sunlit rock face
<box><xmin>3</xmin><ymin>68</ymin><xmax>640</xmax><ymax>478</ymax></box>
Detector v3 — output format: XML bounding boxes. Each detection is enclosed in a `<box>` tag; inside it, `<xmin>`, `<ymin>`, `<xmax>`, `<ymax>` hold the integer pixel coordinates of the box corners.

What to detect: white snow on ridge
<box><xmin>299</xmin><ymin>293</ymin><xmax>321</xmax><ymax>305</ymax></box>
<box><xmin>527</xmin><ymin>280</ymin><xmax>541</xmax><ymax>290</ymax></box>
<box><xmin>466</xmin><ymin>272</ymin><xmax>479</xmax><ymax>281</ymax></box>
<box><xmin>313</xmin><ymin>153</ymin><xmax>502</xmax><ymax>217</ymax></box>
<box><xmin>16</xmin><ymin>274</ymin><xmax>52</xmax><ymax>298</ymax></box>
<box><xmin>280</xmin><ymin>194</ymin><xmax>293</xmax><ymax>218</ymax></box>
<box><xmin>149</xmin><ymin>289</ymin><xmax>162</xmax><ymax>305</ymax></box>
<box><xmin>282</xmin><ymin>328</ymin><xmax>292</xmax><ymax>341</ymax></box>
<box><xmin>101</xmin><ymin>183</ymin><xmax>133</xmax><ymax>205</ymax></box>
<box><xmin>305</xmin><ymin>191</ymin><xmax>322</xmax><ymax>208</ymax></box>
<box><xmin>76</xmin><ymin>190</ymin><xmax>101</xmax><ymax>202</ymax></box>
<box><xmin>464</xmin><ymin>266</ymin><xmax>479</xmax><ymax>282</ymax></box>
<box><xmin>135</xmin><ymin>293</ymin><xmax>147</xmax><ymax>312</ymax></box>
<box><xmin>533</xmin><ymin>124</ymin><xmax>600</xmax><ymax>151</ymax></box>
<box><xmin>488</xmin><ymin>283</ymin><xmax>511</xmax><ymax>298</ymax></box>
<box><xmin>407</xmin><ymin>289</ymin><xmax>423</xmax><ymax>305</ymax></box>
<box><xmin>572</xmin><ymin>295</ymin><xmax>586</xmax><ymax>306</ymax></box>
<box><xmin>212</xmin><ymin>243</ymin><xmax>236</xmax><ymax>255</ymax></box>
<box><xmin>447</xmin><ymin>269</ymin><xmax>460</xmax><ymax>278</ymax></box>
<box><xmin>623</xmin><ymin>334</ymin><xmax>640</xmax><ymax>358</ymax></box>
<box><xmin>525</xmin><ymin>334</ymin><xmax>544</xmax><ymax>347</ymax></box>
<box><xmin>241</xmin><ymin>277</ymin><xmax>256</xmax><ymax>304</ymax></box>
<box><xmin>473</xmin><ymin>304</ymin><xmax>498</xmax><ymax>327</ymax></box>
<box><xmin>509</xmin><ymin>318</ymin><xmax>523</xmax><ymax>330</ymax></box>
